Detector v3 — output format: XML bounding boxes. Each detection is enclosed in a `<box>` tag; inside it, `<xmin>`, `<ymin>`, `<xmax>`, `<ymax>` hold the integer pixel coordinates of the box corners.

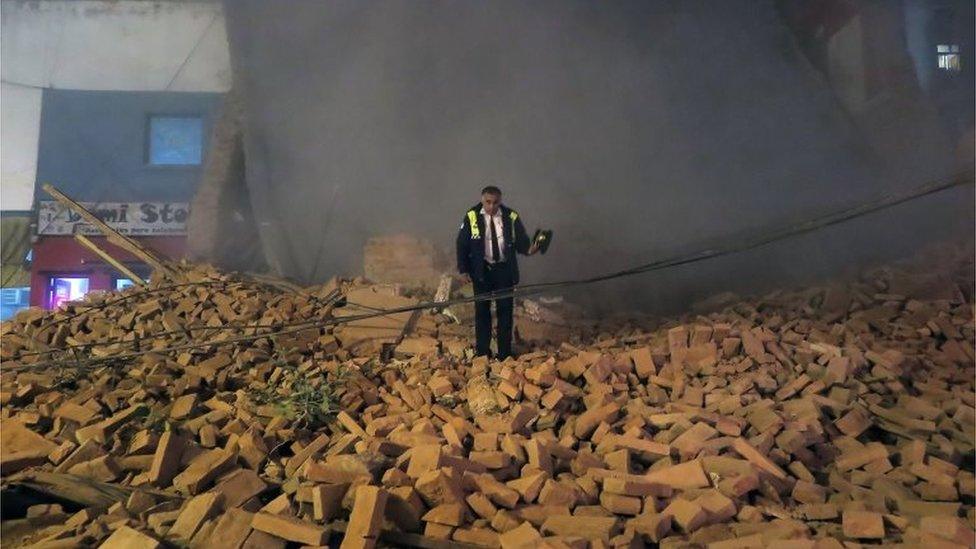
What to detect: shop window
<box><xmin>114</xmin><ymin>270</ymin><xmax>149</xmax><ymax>291</ymax></box>
<box><xmin>0</xmin><ymin>287</ymin><xmax>30</xmax><ymax>321</ymax></box>
<box><xmin>937</xmin><ymin>44</ymin><xmax>961</xmax><ymax>73</ymax></box>
<box><xmin>148</xmin><ymin>115</ymin><xmax>203</xmax><ymax>166</ymax></box>
<box><xmin>47</xmin><ymin>276</ymin><xmax>90</xmax><ymax>309</ymax></box>
<box><xmin>115</xmin><ymin>278</ymin><xmax>136</xmax><ymax>291</ymax></box>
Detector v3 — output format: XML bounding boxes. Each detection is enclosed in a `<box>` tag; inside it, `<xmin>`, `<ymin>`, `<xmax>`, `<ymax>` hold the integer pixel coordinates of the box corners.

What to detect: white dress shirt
<box><xmin>481</xmin><ymin>207</ymin><xmax>506</xmax><ymax>263</ymax></box>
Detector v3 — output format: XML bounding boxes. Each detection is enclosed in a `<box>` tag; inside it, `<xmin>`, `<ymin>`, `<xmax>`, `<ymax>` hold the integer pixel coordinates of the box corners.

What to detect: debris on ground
<box><xmin>1</xmin><ymin>247</ymin><xmax>974</xmax><ymax>548</ymax></box>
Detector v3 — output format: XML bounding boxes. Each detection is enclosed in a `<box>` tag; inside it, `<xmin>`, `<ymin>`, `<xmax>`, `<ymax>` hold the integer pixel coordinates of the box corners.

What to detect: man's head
<box><xmin>481</xmin><ymin>185</ymin><xmax>502</xmax><ymax>215</ymax></box>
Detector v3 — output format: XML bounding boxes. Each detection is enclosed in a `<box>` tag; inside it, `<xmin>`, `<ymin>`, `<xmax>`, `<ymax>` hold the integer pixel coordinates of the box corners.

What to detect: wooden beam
<box><xmin>430</xmin><ymin>273</ymin><xmax>459</xmax><ymax>323</ymax></box>
<box><xmin>74</xmin><ymin>234</ymin><xmax>147</xmax><ymax>286</ymax></box>
<box><xmin>6</xmin><ymin>471</ymin><xmax>179</xmax><ymax>508</ymax></box>
<box><xmin>42</xmin><ymin>183</ymin><xmax>176</xmax><ymax>278</ymax></box>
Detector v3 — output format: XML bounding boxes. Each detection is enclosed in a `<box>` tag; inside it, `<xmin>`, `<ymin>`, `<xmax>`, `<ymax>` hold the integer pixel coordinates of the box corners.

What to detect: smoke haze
<box><xmin>224</xmin><ymin>0</ymin><xmax>974</xmax><ymax>314</ymax></box>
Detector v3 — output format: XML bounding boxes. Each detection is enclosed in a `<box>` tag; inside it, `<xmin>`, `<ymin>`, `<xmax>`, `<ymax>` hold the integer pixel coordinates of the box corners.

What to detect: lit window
<box><xmin>116</xmin><ymin>278</ymin><xmax>136</xmax><ymax>291</ymax></box>
<box><xmin>0</xmin><ymin>290</ymin><xmax>20</xmax><ymax>305</ymax></box>
<box><xmin>148</xmin><ymin>116</ymin><xmax>203</xmax><ymax>166</ymax></box>
<box><xmin>937</xmin><ymin>44</ymin><xmax>961</xmax><ymax>72</ymax></box>
<box><xmin>0</xmin><ymin>287</ymin><xmax>30</xmax><ymax>321</ymax></box>
<box><xmin>47</xmin><ymin>277</ymin><xmax>90</xmax><ymax>309</ymax></box>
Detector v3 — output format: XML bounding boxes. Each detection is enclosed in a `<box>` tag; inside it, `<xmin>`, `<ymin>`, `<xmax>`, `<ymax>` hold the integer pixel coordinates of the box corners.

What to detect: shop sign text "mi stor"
<box><xmin>38</xmin><ymin>201</ymin><xmax>190</xmax><ymax>236</ymax></box>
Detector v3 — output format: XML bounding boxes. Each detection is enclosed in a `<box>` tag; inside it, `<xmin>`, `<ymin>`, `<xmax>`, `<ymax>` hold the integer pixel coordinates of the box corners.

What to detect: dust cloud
<box><xmin>223</xmin><ymin>0</ymin><xmax>974</xmax><ymax>315</ymax></box>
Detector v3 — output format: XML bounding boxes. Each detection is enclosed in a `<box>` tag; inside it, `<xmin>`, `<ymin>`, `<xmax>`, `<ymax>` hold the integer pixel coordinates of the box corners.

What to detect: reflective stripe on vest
<box><xmin>467</xmin><ymin>210</ymin><xmax>480</xmax><ymax>239</ymax></box>
<box><xmin>509</xmin><ymin>211</ymin><xmax>518</xmax><ymax>240</ymax></box>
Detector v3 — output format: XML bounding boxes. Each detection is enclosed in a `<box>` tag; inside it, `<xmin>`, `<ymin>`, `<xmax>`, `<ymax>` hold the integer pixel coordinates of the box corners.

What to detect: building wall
<box><xmin>34</xmin><ymin>89</ymin><xmax>222</xmax><ymax>204</ymax></box>
<box><xmin>1</xmin><ymin>0</ymin><xmax>231</xmax><ymax>211</ymax></box>
<box><xmin>1</xmin><ymin>0</ymin><xmax>231</xmax><ymax>309</ymax></box>
<box><xmin>1</xmin><ymin>84</ymin><xmax>43</xmax><ymax>210</ymax></box>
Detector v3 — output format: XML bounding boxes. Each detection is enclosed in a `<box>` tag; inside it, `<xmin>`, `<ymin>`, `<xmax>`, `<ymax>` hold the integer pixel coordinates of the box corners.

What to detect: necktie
<box><xmin>489</xmin><ymin>214</ymin><xmax>501</xmax><ymax>263</ymax></box>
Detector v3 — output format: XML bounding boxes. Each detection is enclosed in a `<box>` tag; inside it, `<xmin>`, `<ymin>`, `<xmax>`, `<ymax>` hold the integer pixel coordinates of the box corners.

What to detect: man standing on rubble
<box><xmin>456</xmin><ymin>185</ymin><xmax>540</xmax><ymax>360</ymax></box>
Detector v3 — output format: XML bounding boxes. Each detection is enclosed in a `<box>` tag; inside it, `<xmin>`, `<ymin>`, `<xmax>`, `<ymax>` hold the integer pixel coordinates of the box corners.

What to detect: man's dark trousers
<box><xmin>473</xmin><ymin>261</ymin><xmax>515</xmax><ymax>359</ymax></box>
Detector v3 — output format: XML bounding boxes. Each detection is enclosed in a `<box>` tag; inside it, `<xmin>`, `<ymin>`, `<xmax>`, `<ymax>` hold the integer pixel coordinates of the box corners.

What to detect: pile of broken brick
<box><xmin>0</xmin><ymin>252</ymin><xmax>974</xmax><ymax>549</ymax></box>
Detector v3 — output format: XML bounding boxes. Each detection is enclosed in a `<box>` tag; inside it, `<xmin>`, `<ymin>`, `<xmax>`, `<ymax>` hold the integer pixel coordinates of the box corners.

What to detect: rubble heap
<box><xmin>1</xmin><ymin>254</ymin><xmax>974</xmax><ymax>548</ymax></box>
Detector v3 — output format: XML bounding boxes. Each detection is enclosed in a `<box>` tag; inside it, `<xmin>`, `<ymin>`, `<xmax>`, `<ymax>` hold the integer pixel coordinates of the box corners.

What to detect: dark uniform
<box><xmin>456</xmin><ymin>203</ymin><xmax>532</xmax><ymax>359</ymax></box>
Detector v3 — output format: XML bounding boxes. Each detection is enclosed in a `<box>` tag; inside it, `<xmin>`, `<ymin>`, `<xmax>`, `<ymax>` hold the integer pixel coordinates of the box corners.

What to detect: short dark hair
<box><xmin>481</xmin><ymin>185</ymin><xmax>502</xmax><ymax>196</ymax></box>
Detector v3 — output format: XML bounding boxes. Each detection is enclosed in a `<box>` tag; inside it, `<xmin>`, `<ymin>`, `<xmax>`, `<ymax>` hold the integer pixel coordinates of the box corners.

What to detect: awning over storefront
<box><xmin>1</xmin><ymin>213</ymin><xmax>32</xmax><ymax>288</ymax></box>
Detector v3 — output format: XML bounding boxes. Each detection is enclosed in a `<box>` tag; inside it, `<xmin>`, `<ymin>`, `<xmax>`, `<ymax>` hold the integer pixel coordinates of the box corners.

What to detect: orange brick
<box><xmin>541</xmin><ymin>515</ymin><xmax>618</xmax><ymax>540</ymax></box>
<box><xmin>240</xmin><ymin>529</ymin><xmax>285</xmax><ymax>548</ymax></box>
<box><xmin>99</xmin><ymin>525</ymin><xmax>163</xmax><ymax>549</ymax></box>
<box><xmin>731</xmin><ymin>438</ymin><xmax>788</xmax><ymax>480</ymax></box>
<box><xmin>260</xmin><ymin>493</ymin><xmax>294</xmax><ymax>516</ymax></box>
<box><xmin>252</xmin><ymin>512</ymin><xmax>329</xmax><ymax>546</ymax></box>
<box><xmin>424</xmin><ymin>522</ymin><xmax>455</xmax><ymax>539</ymax></box>
<box><xmin>285</xmin><ymin>434</ymin><xmax>329</xmax><ymax>477</ymax></box>
<box><xmin>842</xmin><ymin>510</ymin><xmax>884</xmax><ymax>539</ymax></box>
<box><xmin>453</xmin><ymin>527</ymin><xmax>500</xmax><ymax>547</ymax></box>
<box><xmin>541</xmin><ymin>388</ymin><xmax>572</xmax><ymax>410</ymax></box>
<box><xmin>406</xmin><ymin>445</ymin><xmax>444</xmax><ymax>478</ymax></box>
<box><xmin>466</xmin><ymin>492</ymin><xmax>498</xmax><ymax>520</ymax></box>
<box><xmin>469</xmin><ymin>450</ymin><xmax>511</xmax><ymax>469</ymax></box>
<box><xmin>213</xmin><ymin>469</ymin><xmax>268</xmax><ymax>509</ymax></box>
<box><xmin>473</xmin><ymin>433</ymin><xmax>499</xmax><ymax>451</ymax></box>
<box><xmin>492</xmin><ymin>510</ymin><xmax>523</xmax><ymax>533</ymax></box>
<box><xmin>662</xmin><ymin>498</ymin><xmax>707</xmax><ymax>533</ymax></box>
<box><xmin>524</xmin><ymin>439</ymin><xmax>553</xmax><ymax>475</ymax></box>
<box><xmin>499</xmin><ymin>521</ymin><xmax>543</xmax><ymax>549</ymax></box>
<box><xmin>836</xmin><ymin>443</ymin><xmax>888</xmax><ymax>472</ymax></box>
<box><xmin>628</xmin><ymin>512</ymin><xmax>671</xmax><ymax>543</ymax></box>
<box><xmin>602</xmin><ymin>476</ymin><xmax>671</xmax><ymax>498</ymax></box>
<box><xmin>835</xmin><ymin>407</ymin><xmax>872</xmax><ymax>437</ymax></box>
<box><xmin>717</xmin><ymin>473</ymin><xmax>759</xmax><ymax>498</ymax></box>
<box><xmin>715</xmin><ymin>417</ymin><xmax>742</xmax><ymax>437</ymax></box>
<box><xmin>205</xmin><ymin>509</ymin><xmax>254</xmax><ymax>549</ymax></box>
<box><xmin>795</xmin><ymin>503</ymin><xmax>838</xmax><ymax>520</ymax></box>
<box><xmin>422</xmin><ymin>503</ymin><xmax>466</xmax><ymax>527</ymax></box>
<box><xmin>695</xmin><ymin>490</ymin><xmax>736</xmax><ymax>523</ymax></box>
<box><xmin>918</xmin><ymin>516</ymin><xmax>976</xmax><ymax>546</ymax></box>
<box><xmin>644</xmin><ymin>459</ymin><xmax>711</xmax><ymax>489</ymax></box>
<box><xmin>601</xmin><ymin>434</ymin><xmax>670</xmax><ymax>459</ymax></box>
<box><xmin>415</xmin><ymin>468</ymin><xmax>465</xmax><ymax>506</ymax></box>
<box><xmin>604</xmin><ymin>448</ymin><xmax>630</xmax><ymax>473</ymax></box>
<box><xmin>340</xmin><ymin>486</ymin><xmax>388</xmax><ymax>549</ymax></box>
<box><xmin>148</xmin><ymin>431</ymin><xmax>186</xmax><ymax>487</ymax></box>
<box><xmin>442</xmin><ymin>423</ymin><xmax>465</xmax><ymax>449</ymax></box>
<box><xmin>469</xmin><ymin>473</ymin><xmax>520</xmax><ymax>509</ymax></box>
<box><xmin>507</xmin><ymin>471</ymin><xmax>548</xmax><ymax>503</ymax></box>
<box><xmin>791</xmin><ymin>480</ymin><xmax>826</xmax><ymax>504</ymax></box>
<box><xmin>599</xmin><ymin>492</ymin><xmax>641</xmax><ymax>515</ymax></box>
<box><xmin>629</xmin><ymin>347</ymin><xmax>656</xmax><ymax>379</ymax></box>
<box><xmin>312</xmin><ymin>483</ymin><xmax>349</xmax><ymax>521</ymax></box>
<box><xmin>574</xmin><ymin>403</ymin><xmax>620</xmax><ymax>439</ymax></box>
<box><xmin>386</xmin><ymin>486</ymin><xmax>423</xmax><ymax>533</ymax></box>
<box><xmin>172</xmin><ymin>448</ymin><xmax>237</xmax><ymax>495</ymax></box>
<box><xmin>169</xmin><ymin>394</ymin><xmax>197</xmax><ymax>420</ymax></box>
<box><xmin>169</xmin><ymin>492</ymin><xmax>222</xmax><ymax>543</ymax></box>
<box><xmin>53</xmin><ymin>401</ymin><xmax>99</xmax><ymax>425</ymax></box>
<box><xmin>538</xmin><ymin>480</ymin><xmax>578</xmax><ymax>508</ymax></box>
<box><xmin>518</xmin><ymin>505</ymin><xmax>572</xmax><ymax>528</ymax></box>
<box><xmin>670</xmin><ymin>423</ymin><xmax>717</xmax><ymax>459</ymax></box>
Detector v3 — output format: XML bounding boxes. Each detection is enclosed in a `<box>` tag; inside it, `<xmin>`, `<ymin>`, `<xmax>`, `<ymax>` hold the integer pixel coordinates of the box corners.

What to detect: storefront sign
<box><xmin>37</xmin><ymin>201</ymin><xmax>190</xmax><ymax>236</ymax></box>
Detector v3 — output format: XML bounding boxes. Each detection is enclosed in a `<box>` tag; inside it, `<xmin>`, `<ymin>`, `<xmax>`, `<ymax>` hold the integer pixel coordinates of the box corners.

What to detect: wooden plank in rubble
<box><xmin>74</xmin><ymin>234</ymin><xmax>147</xmax><ymax>286</ymax></box>
<box><xmin>42</xmin><ymin>183</ymin><xmax>176</xmax><ymax>278</ymax></box>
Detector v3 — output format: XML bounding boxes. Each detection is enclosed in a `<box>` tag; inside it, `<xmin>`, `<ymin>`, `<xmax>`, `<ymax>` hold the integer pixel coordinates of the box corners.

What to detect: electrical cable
<box><xmin>5</xmin><ymin>168</ymin><xmax>972</xmax><ymax>372</ymax></box>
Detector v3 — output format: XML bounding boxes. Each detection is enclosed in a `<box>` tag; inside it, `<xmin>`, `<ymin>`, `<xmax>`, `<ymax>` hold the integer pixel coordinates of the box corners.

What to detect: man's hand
<box><xmin>527</xmin><ymin>241</ymin><xmax>541</xmax><ymax>255</ymax></box>
<box><xmin>457</xmin><ymin>273</ymin><xmax>472</xmax><ymax>285</ymax></box>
